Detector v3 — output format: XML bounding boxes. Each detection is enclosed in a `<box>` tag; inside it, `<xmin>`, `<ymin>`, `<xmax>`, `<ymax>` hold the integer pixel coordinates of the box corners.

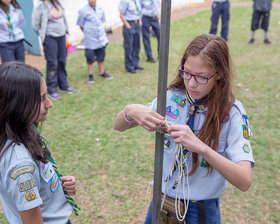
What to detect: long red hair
<box><xmin>169</xmin><ymin>34</ymin><xmax>235</xmax><ymax>175</ymax></box>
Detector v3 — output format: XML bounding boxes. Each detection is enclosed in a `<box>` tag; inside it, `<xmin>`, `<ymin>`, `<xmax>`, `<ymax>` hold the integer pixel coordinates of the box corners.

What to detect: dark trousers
<box><xmin>251</xmin><ymin>10</ymin><xmax>270</xmax><ymax>31</ymax></box>
<box><xmin>144</xmin><ymin>198</ymin><xmax>221</xmax><ymax>224</ymax></box>
<box><xmin>0</xmin><ymin>39</ymin><xmax>25</xmax><ymax>63</ymax></box>
<box><xmin>123</xmin><ymin>21</ymin><xmax>141</xmax><ymax>71</ymax></box>
<box><xmin>43</xmin><ymin>35</ymin><xmax>69</xmax><ymax>94</ymax></box>
<box><xmin>209</xmin><ymin>1</ymin><xmax>230</xmax><ymax>41</ymax></box>
<box><xmin>142</xmin><ymin>15</ymin><xmax>160</xmax><ymax>59</ymax></box>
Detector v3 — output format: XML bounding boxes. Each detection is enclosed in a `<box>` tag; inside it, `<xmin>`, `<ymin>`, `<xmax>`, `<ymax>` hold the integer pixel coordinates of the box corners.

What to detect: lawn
<box><xmin>0</xmin><ymin>3</ymin><xmax>279</xmax><ymax>224</ymax></box>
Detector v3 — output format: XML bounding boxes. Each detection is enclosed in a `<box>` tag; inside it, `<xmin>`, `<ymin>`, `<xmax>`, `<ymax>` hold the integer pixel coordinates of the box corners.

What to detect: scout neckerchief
<box><xmin>6</xmin><ymin>5</ymin><xmax>15</xmax><ymax>39</ymax></box>
<box><xmin>132</xmin><ymin>0</ymin><xmax>142</xmax><ymax>17</ymax></box>
<box><xmin>33</xmin><ymin>124</ymin><xmax>81</xmax><ymax>216</ymax></box>
<box><xmin>171</xmin><ymin>90</ymin><xmax>206</xmax><ymax>186</ymax></box>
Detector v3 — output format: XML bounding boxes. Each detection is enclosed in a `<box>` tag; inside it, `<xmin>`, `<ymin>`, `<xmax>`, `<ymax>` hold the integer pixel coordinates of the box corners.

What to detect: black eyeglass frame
<box><xmin>178</xmin><ymin>69</ymin><xmax>214</xmax><ymax>85</ymax></box>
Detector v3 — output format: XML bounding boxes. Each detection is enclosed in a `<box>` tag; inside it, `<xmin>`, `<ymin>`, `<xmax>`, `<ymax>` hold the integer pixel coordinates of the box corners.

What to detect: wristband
<box><xmin>123</xmin><ymin>106</ymin><xmax>134</xmax><ymax>123</ymax></box>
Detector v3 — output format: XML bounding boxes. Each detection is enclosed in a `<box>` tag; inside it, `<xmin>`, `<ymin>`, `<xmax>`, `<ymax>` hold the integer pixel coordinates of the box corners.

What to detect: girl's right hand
<box><xmin>126</xmin><ymin>104</ymin><xmax>166</xmax><ymax>132</ymax></box>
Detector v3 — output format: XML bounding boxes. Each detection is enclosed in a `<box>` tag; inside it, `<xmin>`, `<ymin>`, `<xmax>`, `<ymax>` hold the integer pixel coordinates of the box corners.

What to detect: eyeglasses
<box><xmin>179</xmin><ymin>69</ymin><xmax>214</xmax><ymax>84</ymax></box>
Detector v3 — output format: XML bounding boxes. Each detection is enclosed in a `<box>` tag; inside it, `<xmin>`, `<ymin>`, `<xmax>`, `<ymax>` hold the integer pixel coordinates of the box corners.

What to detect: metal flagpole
<box><xmin>152</xmin><ymin>0</ymin><xmax>172</xmax><ymax>223</ymax></box>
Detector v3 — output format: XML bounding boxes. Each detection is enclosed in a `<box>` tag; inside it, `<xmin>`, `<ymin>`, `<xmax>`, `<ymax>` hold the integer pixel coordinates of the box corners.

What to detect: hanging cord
<box><xmin>157</xmin><ymin>121</ymin><xmax>190</xmax><ymax>221</ymax></box>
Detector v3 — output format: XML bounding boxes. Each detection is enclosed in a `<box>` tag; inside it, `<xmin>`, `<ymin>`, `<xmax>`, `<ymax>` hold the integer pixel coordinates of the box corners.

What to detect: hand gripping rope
<box><xmin>157</xmin><ymin>121</ymin><xmax>190</xmax><ymax>222</ymax></box>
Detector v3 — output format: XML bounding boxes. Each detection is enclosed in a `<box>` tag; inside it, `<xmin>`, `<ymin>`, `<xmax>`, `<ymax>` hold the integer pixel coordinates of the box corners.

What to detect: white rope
<box><xmin>158</xmin><ymin>121</ymin><xmax>190</xmax><ymax>222</ymax></box>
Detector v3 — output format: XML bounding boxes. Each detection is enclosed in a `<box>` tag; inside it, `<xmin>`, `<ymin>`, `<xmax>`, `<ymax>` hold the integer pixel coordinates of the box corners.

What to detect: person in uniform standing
<box><xmin>209</xmin><ymin>0</ymin><xmax>230</xmax><ymax>42</ymax></box>
<box><xmin>119</xmin><ymin>0</ymin><xmax>144</xmax><ymax>74</ymax></box>
<box><xmin>114</xmin><ymin>34</ymin><xmax>254</xmax><ymax>223</ymax></box>
<box><xmin>248</xmin><ymin>0</ymin><xmax>272</xmax><ymax>44</ymax></box>
<box><xmin>141</xmin><ymin>0</ymin><xmax>160</xmax><ymax>63</ymax></box>
<box><xmin>32</xmin><ymin>0</ymin><xmax>75</xmax><ymax>100</ymax></box>
<box><xmin>0</xmin><ymin>0</ymin><xmax>25</xmax><ymax>63</ymax></box>
<box><xmin>77</xmin><ymin>0</ymin><xmax>113</xmax><ymax>83</ymax></box>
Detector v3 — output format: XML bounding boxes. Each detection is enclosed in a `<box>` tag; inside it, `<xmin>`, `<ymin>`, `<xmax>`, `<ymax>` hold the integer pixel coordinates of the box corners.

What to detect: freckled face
<box><xmin>36</xmin><ymin>79</ymin><xmax>53</xmax><ymax>123</ymax></box>
<box><xmin>183</xmin><ymin>55</ymin><xmax>216</xmax><ymax>100</ymax></box>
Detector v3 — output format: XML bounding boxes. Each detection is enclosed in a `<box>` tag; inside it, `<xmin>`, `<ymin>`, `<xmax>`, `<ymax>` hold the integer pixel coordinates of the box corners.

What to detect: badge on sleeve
<box><xmin>25</xmin><ymin>191</ymin><xmax>36</xmax><ymax>201</ymax></box>
<box><xmin>171</xmin><ymin>94</ymin><xmax>186</xmax><ymax>107</ymax></box>
<box><xmin>18</xmin><ymin>178</ymin><xmax>36</xmax><ymax>192</ymax></box>
<box><xmin>10</xmin><ymin>165</ymin><xmax>35</xmax><ymax>180</ymax></box>
<box><xmin>242</xmin><ymin>143</ymin><xmax>250</xmax><ymax>153</ymax></box>
<box><xmin>242</xmin><ymin>114</ymin><xmax>252</xmax><ymax>139</ymax></box>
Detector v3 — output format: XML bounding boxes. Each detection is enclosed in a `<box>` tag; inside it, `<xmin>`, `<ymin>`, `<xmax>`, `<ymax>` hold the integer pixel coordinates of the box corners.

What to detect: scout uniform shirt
<box><xmin>77</xmin><ymin>3</ymin><xmax>108</xmax><ymax>50</ymax></box>
<box><xmin>0</xmin><ymin>142</ymin><xmax>72</xmax><ymax>224</ymax></box>
<box><xmin>141</xmin><ymin>0</ymin><xmax>160</xmax><ymax>17</ymax></box>
<box><xmin>150</xmin><ymin>88</ymin><xmax>255</xmax><ymax>200</ymax></box>
<box><xmin>0</xmin><ymin>4</ymin><xmax>25</xmax><ymax>43</ymax></box>
<box><xmin>119</xmin><ymin>0</ymin><xmax>141</xmax><ymax>21</ymax></box>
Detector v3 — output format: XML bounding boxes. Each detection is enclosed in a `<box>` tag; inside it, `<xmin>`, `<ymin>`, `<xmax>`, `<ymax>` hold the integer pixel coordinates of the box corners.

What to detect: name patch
<box><xmin>10</xmin><ymin>165</ymin><xmax>35</xmax><ymax>180</ymax></box>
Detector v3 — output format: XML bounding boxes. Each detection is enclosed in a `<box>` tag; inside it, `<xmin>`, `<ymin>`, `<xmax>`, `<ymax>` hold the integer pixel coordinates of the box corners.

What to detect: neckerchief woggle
<box><xmin>33</xmin><ymin>124</ymin><xmax>81</xmax><ymax>216</ymax></box>
<box><xmin>171</xmin><ymin>90</ymin><xmax>206</xmax><ymax>186</ymax></box>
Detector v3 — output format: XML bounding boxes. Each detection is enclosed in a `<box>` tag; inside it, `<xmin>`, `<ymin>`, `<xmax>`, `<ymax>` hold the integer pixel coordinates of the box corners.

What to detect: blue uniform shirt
<box><xmin>150</xmin><ymin>88</ymin><xmax>254</xmax><ymax>200</ymax></box>
<box><xmin>0</xmin><ymin>5</ymin><xmax>25</xmax><ymax>43</ymax></box>
<box><xmin>119</xmin><ymin>0</ymin><xmax>141</xmax><ymax>21</ymax></box>
<box><xmin>0</xmin><ymin>142</ymin><xmax>72</xmax><ymax>224</ymax></box>
<box><xmin>141</xmin><ymin>0</ymin><xmax>160</xmax><ymax>17</ymax></box>
<box><xmin>77</xmin><ymin>3</ymin><xmax>108</xmax><ymax>50</ymax></box>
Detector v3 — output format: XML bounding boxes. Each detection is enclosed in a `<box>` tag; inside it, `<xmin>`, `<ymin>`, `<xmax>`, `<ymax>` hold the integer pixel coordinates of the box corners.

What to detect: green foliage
<box><xmin>1</xmin><ymin>4</ymin><xmax>279</xmax><ymax>224</ymax></box>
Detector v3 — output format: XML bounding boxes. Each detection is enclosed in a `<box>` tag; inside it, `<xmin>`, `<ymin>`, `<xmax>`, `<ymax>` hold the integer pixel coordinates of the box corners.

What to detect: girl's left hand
<box><xmin>167</xmin><ymin>124</ymin><xmax>205</xmax><ymax>154</ymax></box>
<box><xmin>61</xmin><ymin>176</ymin><xmax>77</xmax><ymax>196</ymax></box>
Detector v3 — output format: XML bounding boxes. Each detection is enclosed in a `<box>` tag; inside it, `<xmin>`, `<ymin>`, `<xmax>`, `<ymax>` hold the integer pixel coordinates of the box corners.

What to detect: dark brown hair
<box><xmin>0</xmin><ymin>62</ymin><xmax>50</xmax><ymax>163</ymax></box>
<box><xmin>0</xmin><ymin>0</ymin><xmax>21</xmax><ymax>11</ymax></box>
<box><xmin>41</xmin><ymin>0</ymin><xmax>61</xmax><ymax>10</ymax></box>
<box><xmin>169</xmin><ymin>34</ymin><xmax>235</xmax><ymax>175</ymax></box>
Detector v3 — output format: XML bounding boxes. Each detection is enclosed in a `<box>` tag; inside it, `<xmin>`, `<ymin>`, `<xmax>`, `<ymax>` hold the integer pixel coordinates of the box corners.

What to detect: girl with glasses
<box><xmin>114</xmin><ymin>34</ymin><xmax>254</xmax><ymax>223</ymax></box>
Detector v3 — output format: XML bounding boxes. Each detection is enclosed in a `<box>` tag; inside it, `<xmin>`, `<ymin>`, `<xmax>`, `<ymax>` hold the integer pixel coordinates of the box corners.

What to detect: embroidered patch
<box><xmin>10</xmin><ymin>165</ymin><xmax>35</xmax><ymax>180</ymax></box>
<box><xmin>50</xmin><ymin>173</ymin><xmax>60</xmax><ymax>192</ymax></box>
<box><xmin>242</xmin><ymin>125</ymin><xmax>250</xmax><ymax>139</ymax></box>
<box><xmin>171</xmin><ymin>94</ymin><xmax>186</xmax><ymax>107</ymax></box>
<box><xmin>18</xmin><ymin>178</ymin><xmax>36</xmax><ymax>192</ymax></box>
<box><xmin>25</xmin><ymin>191</ymin><xmax>36</xmax><ymax>201</ymax></box>
<box><xmin>166</xmin><ymin>106</ymin><xmax>179</xmax><ymax>119</ymax></box>
<box><xmin>200</xmin><ymin>158</ymin><xmax>209</xmax><ymax>168</ymax></box>
<box><xmin>242</xmin><ymin>144</ymin><xmax>250</xmax><ymax>153</ymax></box>
<box><xmin>164</xmin><ymin>135</ymin><xmax>172</xmax><ymax>150</ymax></box>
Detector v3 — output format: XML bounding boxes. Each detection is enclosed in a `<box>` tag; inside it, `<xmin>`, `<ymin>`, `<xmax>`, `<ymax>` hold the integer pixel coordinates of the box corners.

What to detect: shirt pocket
<box><xmin>39</xmin><ymin>162</ymin><xmax>56</xmax><ymax>200</ymax></box>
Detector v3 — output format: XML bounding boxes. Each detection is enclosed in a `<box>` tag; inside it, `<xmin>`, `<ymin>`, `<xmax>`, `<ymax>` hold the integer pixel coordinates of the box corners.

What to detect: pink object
<box><xmin>67</xmin><ymin>45</ymin><xmax>76</xmax><ymax>53</ymax></box>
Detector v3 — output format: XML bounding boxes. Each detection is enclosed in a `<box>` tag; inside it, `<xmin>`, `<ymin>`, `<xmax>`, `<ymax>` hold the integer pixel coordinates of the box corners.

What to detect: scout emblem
<box><xmin>25</xmin><ymin>191</ymin><xmax>36</xmax><ymax>201</ymax></box>
<box><xmin>171</xmin><ymin>94</ymin><xmax>186</xmax><ymax>107</ymax></box>
<box><xmin>50</xmin><ymin>173</ymin><xmax>60</xmax><ymax>192</ymax></box>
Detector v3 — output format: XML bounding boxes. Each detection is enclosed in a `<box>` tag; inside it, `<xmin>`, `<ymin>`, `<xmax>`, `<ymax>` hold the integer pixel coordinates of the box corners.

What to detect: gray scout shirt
<box><xmin>0</xmin><ymin>141</ymin><xmax>72</xmax><ymax>224</ymax></box>
<box><xmin>150</xmin><ymin>88</ymin><xmax>254</xmax><ymax>200</ymax></box>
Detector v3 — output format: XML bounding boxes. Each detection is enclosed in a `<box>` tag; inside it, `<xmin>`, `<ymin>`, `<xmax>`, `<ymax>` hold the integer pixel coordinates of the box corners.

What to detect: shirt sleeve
<box><xmin>18</xmin><ymin>9</ymin><xmax>25</xmax><ymax>28</ymax></box>
<box><xmin>2</xmin><ymin>145</ymin><xmax>43</xmax><ymax>212</ymax></box>
<box><xmin>101</xmin><ymin>8</ymin><xmax>106</xmax><ymax>23</ymax></box>
<box><xmin>225</xmin><ymin>105</ymin><xmax>255</xmax><ymax>167</ymax></box>
<box><xmin>76</xmin><ymin>9</ymin><xmax>85</xmax><ymax>27</ymax></box>
<box><xmin>118</xmin><ymin>0</ymin><xmax>127</xmax><ymax>13</ymax></box>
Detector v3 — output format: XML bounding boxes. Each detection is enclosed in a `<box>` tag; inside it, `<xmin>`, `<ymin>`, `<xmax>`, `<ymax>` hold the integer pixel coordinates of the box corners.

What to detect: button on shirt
<box><xmin>0</xmin><ymin>142</ymin><xmax>72</xmax><ymax>224</ymax></box>
<box><xmin>119</xmin><ymin>0</ymin><xmax>141</xmax><ymax>21</ymax></box>
<box><xmin>141</xmin><ymin>0</ymin><xmax>160</xmax><ymax>17</ymax></box>
<box><xmin>149</xmin><ymin>89</ymin><xmax>255</xmax><ymax>200</ymax></box>
<box><xmin>77</xmin><ymin>3</ymin><xmax>108</xmax><ymax>50</ymax></box>
<box><xmin>0</xmin><ymin>5</ymin><xmax>25</xmax><ymax>43</ymax></box>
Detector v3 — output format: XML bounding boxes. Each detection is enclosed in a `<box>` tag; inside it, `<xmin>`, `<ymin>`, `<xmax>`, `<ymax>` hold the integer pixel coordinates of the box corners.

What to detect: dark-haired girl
<box><xmin>114</xmin><ymin>34</ymin><xmax>254</xmax><ymax>223</ymax></box>
<box><xmin>32</xmin><ymin>0</ymin><xmax>75</xmax><ymax>100</ymax></box>
<box><xmin>0</xmin><ymin>0</ymin><xmax>25</xmax><ymax>62</ymax></box>
<box><xmin>0</xmin><ymin>62</ymin><xmax>78</xmax><ymax>223</ymax></box>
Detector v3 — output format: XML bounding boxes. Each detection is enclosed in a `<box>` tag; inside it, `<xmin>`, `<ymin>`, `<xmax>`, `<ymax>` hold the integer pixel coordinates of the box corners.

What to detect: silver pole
<box><xmin>152</xmin><ymin>0</ymin><xmax>172</xmax><ymax>223</ymax></box>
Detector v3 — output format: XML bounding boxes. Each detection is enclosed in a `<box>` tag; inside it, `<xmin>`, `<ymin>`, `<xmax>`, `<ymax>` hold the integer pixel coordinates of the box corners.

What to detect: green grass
<box><xmin>1</xmin><ymin>4</ymin><xmax>280</xmax><ymax>224</ymax></box>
